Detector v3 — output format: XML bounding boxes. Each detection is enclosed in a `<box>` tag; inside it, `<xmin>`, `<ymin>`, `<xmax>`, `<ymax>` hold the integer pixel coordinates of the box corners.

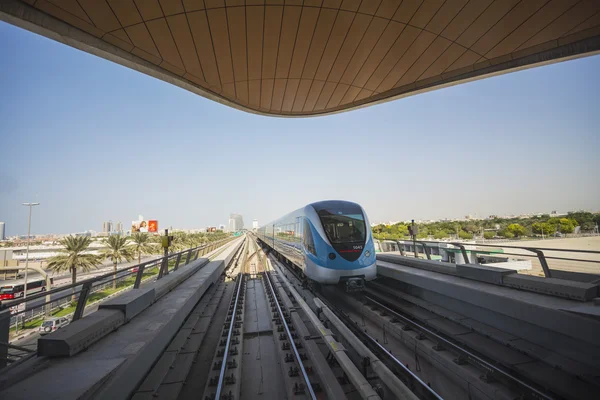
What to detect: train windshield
<box><xmin>316</xmin><ymin>206</ymin><xmax>366</xmax><ymax>244</ymax></box>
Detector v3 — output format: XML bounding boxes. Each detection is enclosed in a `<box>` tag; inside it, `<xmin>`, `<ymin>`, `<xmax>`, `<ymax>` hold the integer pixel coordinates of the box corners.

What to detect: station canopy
<box><xmin>2</xmin><ymin>0</ymin><xmax>599</xmax><ymax>116</ymax></box>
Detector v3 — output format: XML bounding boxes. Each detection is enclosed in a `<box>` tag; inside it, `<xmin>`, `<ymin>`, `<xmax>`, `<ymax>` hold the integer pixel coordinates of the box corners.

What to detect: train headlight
<box><xmin>365</xmin><ymin>250</ymin><xmax>371</xmax><ymax>258</ymax></box>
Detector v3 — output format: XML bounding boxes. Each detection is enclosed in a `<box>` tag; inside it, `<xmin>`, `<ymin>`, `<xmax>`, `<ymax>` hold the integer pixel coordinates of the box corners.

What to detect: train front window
<box><xmin>318</xmin><ymin>210</ymin><xmax>366</xmax><ymax>244</ymax></box>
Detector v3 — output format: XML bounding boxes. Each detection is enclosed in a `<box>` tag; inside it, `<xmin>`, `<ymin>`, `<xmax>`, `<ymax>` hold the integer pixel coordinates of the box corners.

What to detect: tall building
<box><xmin>228</xmin><ymin>214</ymin><xmax>244</xmax><ymax>232</ymax></box>
<box><xmin>252</xmin><ymin>219</ymin><xmax>258</xmax><ymax>230</ymax></box>
<box><xmin>116</xmin><ymin>222</ymin><xmax>123</xmax><ymax>232</ymax></box>
<box><xmin>0</xmin><ymin>222</ymin><xmax>5</xmax><ymax>240</ymax></box>
<box><xmin>102</xmin><ymin>221</ymin><xmax>113</xmax><ymax>233</ymax></box>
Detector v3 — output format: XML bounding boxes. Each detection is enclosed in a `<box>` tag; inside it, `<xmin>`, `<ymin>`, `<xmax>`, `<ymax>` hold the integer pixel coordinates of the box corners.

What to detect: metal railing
<box><xmin>378</xmin><ymin>239</ymin><xmax>600</xmax><ymax>278</ymax></box>
<box><xmin>8</xmin><ymin>264</ymin><xmax>160</xmax><ymax>329</ymax></box>
<box><xmin>0</xmin><ymin>237</ymin><xmax>236</xmax><ymax>366</ymax></box>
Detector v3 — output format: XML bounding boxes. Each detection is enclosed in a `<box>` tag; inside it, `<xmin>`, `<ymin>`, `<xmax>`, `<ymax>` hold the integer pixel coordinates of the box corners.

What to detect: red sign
<box><xmin>148</xmin><ymin>220</ymin><xmax>158</xmax><ymax>233</ymax></box>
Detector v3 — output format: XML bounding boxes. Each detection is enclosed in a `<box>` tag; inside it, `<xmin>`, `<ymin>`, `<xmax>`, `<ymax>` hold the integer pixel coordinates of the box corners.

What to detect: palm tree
<box><xmin>167</xmin><ymin>232</ymin><xmax>188</xmax><ymax>254</ymax></box>
<box><xmin>102</xmin><ymin>235</ymin><xmax>134</xmax><ymax>289</ymax></box>
<box><xmin>47</xmin><ymin>236</ymin><xmax>103</xmax><ymax>301</ymax></box>
<box><xmin>131</xmin><ymin>232</ymin><xmax>156</xmax><ymax>264</ymax></box>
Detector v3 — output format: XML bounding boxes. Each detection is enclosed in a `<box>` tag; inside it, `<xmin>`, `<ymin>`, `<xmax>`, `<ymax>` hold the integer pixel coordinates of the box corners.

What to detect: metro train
<box><xmin>256</xmin><ymin>200</ymin><xmax>377</xmax><ymax>290</ymax></box>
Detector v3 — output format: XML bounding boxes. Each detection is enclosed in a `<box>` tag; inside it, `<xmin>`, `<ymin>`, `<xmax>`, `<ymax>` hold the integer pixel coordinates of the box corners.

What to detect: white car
<box><xmin>39</xmin><ymin>317</ymin><xmax>70</xmax><ymax>335</ymax></box>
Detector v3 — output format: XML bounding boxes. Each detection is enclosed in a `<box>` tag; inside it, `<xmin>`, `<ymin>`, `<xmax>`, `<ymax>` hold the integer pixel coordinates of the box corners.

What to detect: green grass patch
<box><xmin>52</xmin><ymin>306</ymin><xmax>76</xmax><ymax>317</ymax></box>
<box><xmin>9</xmin><ymin>270</ymin><xmax>160</xmax><ymax>336</ymax></box>
<box><xmin>10</xmin><ymin>318</ymin><xmax>43</xmax><ymax>333</ymax></box>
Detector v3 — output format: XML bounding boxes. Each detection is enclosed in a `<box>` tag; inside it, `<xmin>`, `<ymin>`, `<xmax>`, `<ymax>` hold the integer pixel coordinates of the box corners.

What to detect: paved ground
<box><xmin>486</xmin><ymin>237</ymin><xmax>600</xmax><ymax>276</ymax></box>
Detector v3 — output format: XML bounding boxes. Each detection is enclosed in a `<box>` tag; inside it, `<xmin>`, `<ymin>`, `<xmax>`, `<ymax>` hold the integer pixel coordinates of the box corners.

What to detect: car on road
<box><xmin>39</xmin><ymin>317</ymin><xmax>70</xmax><ymax>335</ymax></box>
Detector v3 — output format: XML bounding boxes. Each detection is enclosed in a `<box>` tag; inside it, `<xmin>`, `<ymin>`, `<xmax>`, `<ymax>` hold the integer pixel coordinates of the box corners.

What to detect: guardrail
<box><xmin>378</xmin><ymin>239</ymin><xmax>600</xmax><ymax>278</ymax></box>
<box><xmin>0</xmin><ymin>237</ymin><xmax>236</xmax><ymax>367</ymax></box>
<box><xmin>8</xmin><ymin>262</ymin><xmax>160</xmax><ymax>329</ymax></box>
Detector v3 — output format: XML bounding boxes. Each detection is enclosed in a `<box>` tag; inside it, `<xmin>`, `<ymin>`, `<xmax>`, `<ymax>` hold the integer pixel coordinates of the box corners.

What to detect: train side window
<box><xmin>303</xmin><ymin>219</ymin><xmax>316</xmax><ymax>256</ymax></box>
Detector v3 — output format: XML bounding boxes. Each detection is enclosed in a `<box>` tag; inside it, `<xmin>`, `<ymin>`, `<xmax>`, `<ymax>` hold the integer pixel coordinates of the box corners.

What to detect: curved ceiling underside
<box><xmin>4</xmin><ymin>0</ymin><xmax>600</xmax><ymax>116</ymax></box>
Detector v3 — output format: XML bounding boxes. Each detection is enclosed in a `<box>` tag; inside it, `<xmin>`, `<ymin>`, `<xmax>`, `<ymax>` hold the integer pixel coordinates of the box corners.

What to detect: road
<box><xmin>3</xmin><ymin>256</ymin><xmax>161</xmax><ymax>327</ymax></box>
<box><xmin>0</xmin><ymin>255</ymin><xmax>159</xmax><ymax>287</ymax></box>
<box><xmin>9</xmin><ymin>259</ymin><xmax>162</xmax><ymax>354</ymax></box>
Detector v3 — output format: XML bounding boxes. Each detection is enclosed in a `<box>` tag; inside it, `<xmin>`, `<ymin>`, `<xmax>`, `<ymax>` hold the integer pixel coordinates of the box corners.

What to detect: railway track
<box><xmin>131</xmin><ymin>234</ymin><xmax>586</xmax><ymax>400</ymax></box>
<box><xmin>361</xmin><ymin>288</ymin><xmax>553</xmax><ymax>400</ymax></box>
<box><xmin>265</xmin><ymin>244</ymin><xmax>561</xmax><ymax>400</ymax></box>
<box><xmin>359</xmin><ymin>280</ymin><xmax>599</xmax><ymax>400</ymax></box>
<box><xmin>134</xmin><ymin>237</ymin><xmax>343</xmax><ymax>400</ymax></box>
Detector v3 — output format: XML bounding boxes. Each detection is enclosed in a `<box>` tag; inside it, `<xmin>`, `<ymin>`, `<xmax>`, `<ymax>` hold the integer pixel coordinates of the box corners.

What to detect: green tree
<box><xmin>167</xmin><ymin>232</ymin><xmax>190</xmax><ymax>253</ymax></box>
<box><xmin>433</xmin><ymin>230</ymin><xmax>448</xmax><ymax>239</ymax></box>
<box><xmin>582</xmin><ymin>221</ymin><xmax>596</xmax><ymax>231</ymax></box>
<box><xmin>47</xmin><ymin>236</ymin><xmax>103</xmax><ymax>301</ymax></box>
<box><xmin>372</xmin><ymin>224</ymin><xmax>386</xmax><ymax>235</ymax></box>
<box><xmin>567</xmin><ymin>211</ymin><xmax>594</xmax><ymax>227</ymax></box>
<box><xmin>458</xmin><ymin>231</ymin><xmax>473</xmax><ymax>240</ymax></box>
<box><xmin>557</xmin><ymin>218</ymin><xmax>576</xmax><ymax>234</ymax></box>
<box><xmin>531</xmin><ymin>222</ymin><xmax>554</xmax><ymax>236</ymax></box>
<box><xmin>464</xmin><ymin>224</ymin><xmax>479</xmax><ymax>234</ymax></box>
<box><xmin>131</xmin><ymin>233</ymin><xmax>156</xmax><ymax>264</ymax></box>
<box><xmin>507</xmin><ymin>223</ymin><xmax>527</xmax><ymax>238</ymax></box>
<box><xmin>102</xmin><ymin>235</ymin><xmax>134</xmax><ymax>289</ymax></box>
<box><xmin>498</xmin><ymin>229</ymin><xmax>514</xmax><ymax>239</ymax></box>
<box><xmin>483</xmin><ymin>232</ymin><xmax>495</xmax><ymax>240</ymax></box>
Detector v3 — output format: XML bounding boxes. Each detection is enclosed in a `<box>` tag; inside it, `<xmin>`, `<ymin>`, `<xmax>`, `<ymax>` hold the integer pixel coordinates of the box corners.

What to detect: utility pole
<box><xmin>158</xmin><ymin>229</ymin><xmax>172</xmax><ymax>278</ymax></box>
<box><xmin>22</xmin><ymin>202</ymin><xmax>39</xmax><ymax>328</ymax></box>
<box><xmin>408</xmin><ymin>220</ymin><xmax>418</xmax><ymax>258</ymax></box>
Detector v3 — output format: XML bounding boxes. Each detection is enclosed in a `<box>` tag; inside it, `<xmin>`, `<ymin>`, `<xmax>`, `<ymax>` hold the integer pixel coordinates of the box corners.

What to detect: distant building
<box><xmin>252</xmin><ymin>219</ymin><xmax>258</xmax><ymax>230</ymax></box>
<box><xmin>102</xmin><ymin>221</ymin><xmax>113</xmax><ymax>233</ymax></box>
<box><xmin>218</xmin><ymin>224</ymin><xmax>226</xmax><ymax>231</ymax></box>
<box><xmin>0</xmin><ymin>222</ymin><xmax>5</xmax><ymax>240</ymax></box>
<box><xmin>116</xmin><ymin>222</ymin><xmax>123</xmax><ymax>232</ymax></box>
<box><xmin>75</xmin><ymin>231</ymin><xmax>92</xmax><ymax>237</ymax></box>
<box><xmin>0</xmin><ymin>249</ymin><xmax>18</xmax><ymax>272</ymax></box>
<box><xmin>228</xmin><ymin>214</ymin><xmax>244</xmax><ymax>232</ymax></box>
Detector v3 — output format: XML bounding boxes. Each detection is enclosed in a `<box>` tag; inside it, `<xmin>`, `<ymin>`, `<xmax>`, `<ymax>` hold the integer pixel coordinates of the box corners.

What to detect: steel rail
<box><xmin>364</xmin><ymin>294</ymin><xmax>555</xmax><ymax>400</ymax></box>
<box><xmin>214</xmin><ymin>273</ymin><xmax>245</xmax><ymax>400</ymax></box>
<box><xmin>264</xmin><ymin>271</ymin><xmax>317</xmax><ymax>400</ymax></box>
<box><xmin>313</xmin><ymin>291</ymin><xmax>439</xmax><ymax>400</ymax></box>
<box><xmin>365</xmin><ymin>331</ymin><xmax>442</xmax><ymax>400</ymax></box>
<box><xmin>269</xmin><ymin>253</ymin><xmax>437</xmax><ymax>399</ymax></box>
<box><xmin>268</xmin><ymin>259</ymin><xmax>380</xmax><ymax>400</ymax></box>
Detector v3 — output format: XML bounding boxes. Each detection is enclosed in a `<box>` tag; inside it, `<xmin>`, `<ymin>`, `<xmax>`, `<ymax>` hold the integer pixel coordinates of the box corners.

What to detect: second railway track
<box><xmin>131</xmin><ymin>234</ymin><xmax>588</xmax><ymax>400</ymax></box>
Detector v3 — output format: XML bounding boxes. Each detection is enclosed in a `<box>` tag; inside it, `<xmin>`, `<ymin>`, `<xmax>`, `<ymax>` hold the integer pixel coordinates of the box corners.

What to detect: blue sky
<box><xmin>0</xmin><ymin>21</ymin><xmax>599</xmax><ymax>237</ymax></box>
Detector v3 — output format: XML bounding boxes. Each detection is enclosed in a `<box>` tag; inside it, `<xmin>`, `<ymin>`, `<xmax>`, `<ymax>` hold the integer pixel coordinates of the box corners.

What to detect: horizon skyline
<box><xmin>1</xmin><ymin>22</ymin><xmax>599</xmax><ymax>238</ymax></box>
<box><xmin>1</xmin><ymin>204</ymin><xmax>598</xmax><ymax>238</ymax></box>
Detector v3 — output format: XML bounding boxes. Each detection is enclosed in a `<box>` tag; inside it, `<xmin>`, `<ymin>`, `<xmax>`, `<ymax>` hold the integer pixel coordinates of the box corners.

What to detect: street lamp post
<box><xmin>22</xmin><ymin>203</ymin><xmax>40</xmax><ymax>317</ymax></box>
